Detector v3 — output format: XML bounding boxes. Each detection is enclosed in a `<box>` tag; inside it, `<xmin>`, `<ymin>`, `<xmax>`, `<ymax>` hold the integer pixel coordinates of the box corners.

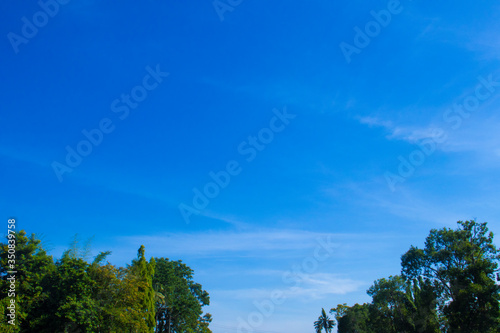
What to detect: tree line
<box><xmin>315</xmin><ymin>220</ymin><xmax>500</xmax><ymax>333</ymax></box>
<box><xmin>0</xmin><ymin>230</ymin><xmax>211</xmax><ymax>333</ymax></box>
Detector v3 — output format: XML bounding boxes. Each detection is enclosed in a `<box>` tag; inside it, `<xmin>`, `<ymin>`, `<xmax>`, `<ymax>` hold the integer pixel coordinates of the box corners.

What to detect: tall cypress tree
<box><xmin>130</xmin><ymin>245</ymin><xmax>156</xmax><ymax>332</ymax></box>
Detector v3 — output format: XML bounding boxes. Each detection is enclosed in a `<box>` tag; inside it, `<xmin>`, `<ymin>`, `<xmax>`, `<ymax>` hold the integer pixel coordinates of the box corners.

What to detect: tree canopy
<box><xmin>0</xmin><ymin>231</ymin><xmax>211</xmax><ymax>333</ymax></box>
<box><xmin>328</xmin><ymin>220</ymin><xmax>500</xmax><ymax>333</ymax></box>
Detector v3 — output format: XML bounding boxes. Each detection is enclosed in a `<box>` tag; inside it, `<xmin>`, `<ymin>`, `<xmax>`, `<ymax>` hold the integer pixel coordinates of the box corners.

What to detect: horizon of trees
<box><xmin>317</xmin><ymin>220</ymin><xmax>500</xmax><ymax>333</ymax></box>
<box><xmin>0</xmin><ymin>230</ymin><xmax>211</xmax><ymax>333</ymax></box>
<box><xmin>2</xmin><ymin>220</ymin><xmax>499</xmax><ymax>333</ymax></box>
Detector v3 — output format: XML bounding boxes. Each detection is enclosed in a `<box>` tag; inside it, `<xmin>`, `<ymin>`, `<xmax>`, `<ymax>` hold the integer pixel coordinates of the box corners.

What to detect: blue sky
<box><xmin>2</xmin><ymin>0</ymin><xmax>500</xmax><ymax>332</ymax></box>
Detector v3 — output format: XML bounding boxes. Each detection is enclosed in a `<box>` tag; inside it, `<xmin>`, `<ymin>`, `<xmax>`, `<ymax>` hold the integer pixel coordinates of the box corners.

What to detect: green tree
<box><xmin>401</xmin><ymin>220</ymin><xmax>500</xmax><ymax>332</ymax></box>
<box><xmin>367</xmin><ymin>275</ymin><xmax>409</xmax><ymax>332</ymax></box>
<box><xmin>153</xmin><ymin>258</ymin><xmax>210</xmax><ymax>333</ymax></box>
<box><xmin>403</xmin><ymin>277</ymin><xmax>440</xmax><ymax>333</ymax></box>
<box><xmin>197</xmin><ymin>313</ymin><xmax>213</xmax><ymax>333</ymax></box>
<box><xmin>1</xmin><ymin>230</ymin><xmax>215</xmax><ymax>333</ymax></box>
<box><xmin>31</xmin><ymin>249</ymin><xmax>99</xmax><ymax>332</ymax></box>
<box><xmin>0</xmin><ymin>230</ymin><xmax>55</xmax><ymax>332</ymax></box>
<box><xmin>366</xmin><ymin>275</ymin><xmax>440</xmax><ymax>333</ymax></box>
<box><xmin>86</xmin><ymin>250</ymin><xmax>142</xmax><ymax>332</ymax></box>
<box><xmin>314</xmin><ymin>308</ymin><xmax>335</xmax><ymax>333</ymax></box>
<box><xmin>127</xmin><ymin>245</ymin><xmax>156</xmax><ymax>333</ymax></box>
<box><xmin>332</xmin><ymin>303</ymin><xmax>372</xmax><ymax>333</ymax></box>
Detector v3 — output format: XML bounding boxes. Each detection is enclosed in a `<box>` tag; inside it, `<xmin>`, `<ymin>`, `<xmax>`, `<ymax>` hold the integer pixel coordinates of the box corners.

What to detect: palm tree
<box><xmin>314</xmin><ymin>308</ymin><xmax>335</xmax><ymax>333</ymax></box>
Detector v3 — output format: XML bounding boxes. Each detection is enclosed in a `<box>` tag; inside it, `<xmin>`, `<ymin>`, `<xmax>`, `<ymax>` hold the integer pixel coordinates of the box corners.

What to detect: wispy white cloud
<box><xmin>287</xmin><ymin>273</ymin><xmax>365</xmax><ymax>299</ymax></box>
<box><xmin>191</xmin><ymin>210</ymin><xmax>254</xmax><ymax>229</ymax></box>
<box><xmin>213</xmin><ymin>273</ymin><xmax>364</xmax><ymax>302</ymax></box>
<box><xmin>117</xmin><ymin>229</ymin><xmax>340</xmax><ymax>257</ymax></box>
<box><xmin>357</xmin><ymin>115</ymin><xmax>443</xmax><ymax>144</ymax></box>
<box><xmin>357</xmin><ymin>116</ymin><xmax>393</xmax><ymax>129</ymax></box>
<box><xmin>114</xmin><ymin>227</ymin><xmax>415</xmax><ymax>261</ymax></box>
<box><xmin>356</xmin><ymin>185</ymin><xmax>462</xmax><ymax>227</ymax></box>
<box><xmin>357</xmin><ymin>96</ymin><xmax>500</xmax><ymax>161</ymax></box>
<box><xmin>333</xmin><ymin>178</ymin><xmax>500</xmax><ymax>237</ymax></box>
<box><xmin>438</xmin><ymin>116</ymin><xmax>500</xmax><ymax>155</ymax></box>
<box><xmin>466</xmin><ymin>33</ymin><xmax>500</xmax><ymax>61</ymax></box>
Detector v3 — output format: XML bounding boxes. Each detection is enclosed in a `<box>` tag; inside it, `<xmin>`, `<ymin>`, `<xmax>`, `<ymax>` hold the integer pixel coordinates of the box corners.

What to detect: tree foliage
<box><xmin>152</xmin><ymin>257</ymin><xmax>211</xmax><ymax>333</ymax></box>
<box><xmin>0</xmin><ymin>231</ymin><xmax>211</xmax><ymax>333</ymax></box>
<box><xmin>314</xmin><ymin>308</ymin><xmax>335</xmax><ymax>333</ymax></box>
<box><xmin>328</xmin><ymin>220</ymin><xmax>500</xmax><ymax>333</ymax></box>
<box><xmin>331</xmin><ymin>303</ymin><xmax>372</xmax><ymax>333</ymax></box>
<box><xmin>0</xmin><ymin>230</ymin><xmax>54</xmax><ymax>332</ymax></box>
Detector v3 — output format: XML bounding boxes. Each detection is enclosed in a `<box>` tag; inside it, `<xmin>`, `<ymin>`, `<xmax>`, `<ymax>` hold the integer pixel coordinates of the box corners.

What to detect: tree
<box><xmin>28</xmin><ymin>250</ymin><xmax>98</xmax><ymax>332</ymax></box>
<box><xmin>0</xmin><ymin>230</ymin><xmax>55</xmax><ymax>332</ymax></box>
<box><xmin>367</xmin><ymin>275</ymin><xmax>409</xmax><ymax>332</ymax></box>
<box><xmin>329</xmin><ymin>220</ymin><xmax>499</xmax><ymax>332</ymax></box>
<box><xmin>331</xmin><ymin>303</ymin><xmax>372</xmax><ymax>333</ymax></box>
<box><xmin>314</xmin><ymin>308</ymin><xmax>335</xmax><ymax>333</ymax></box>
<box><xmin>331</xmin><ymin>278</ymin><xmax>440</xmax><ymax>333</ymax></box>
<box><xmin>403</xmin><ymin>277</ymin><xmax>440</xmax><ymax>333</ymax></box>
<box><xmin>401</xmin><ymin>220</ymin><xmax>500</xmax><ymax>332</ymax></box>
<box><xmin>127</xmin><ymin>245</ymin><xmax>156</xmax><ymax>332</ymax></box>
<box><xmin>366</xmin><ymin>275</ymin><xmax>440</xmax><ymax>333</ymax></box>
<box><xmin>197</xmin><ymin>313</ymin><xmax>213</xmax><ymax>333</ymax></box>
<box><xmin>153</xmin><ymin>258</ymin><xmax>210</xmax><ymax>333</ymax></box>
<box><xmin>154</xmin><ymin>282</ymin><xmax>171</xmax><ymax>333</ymax></box>
<box><xmin>86</xmin><ymin>251</ymin><xmax>143</xmax><ymax>332</ymax></box>
<box><xmin>0</xmin><ymin>230</ymin><xmax>213</xmax><ymax>333</ymax></box>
